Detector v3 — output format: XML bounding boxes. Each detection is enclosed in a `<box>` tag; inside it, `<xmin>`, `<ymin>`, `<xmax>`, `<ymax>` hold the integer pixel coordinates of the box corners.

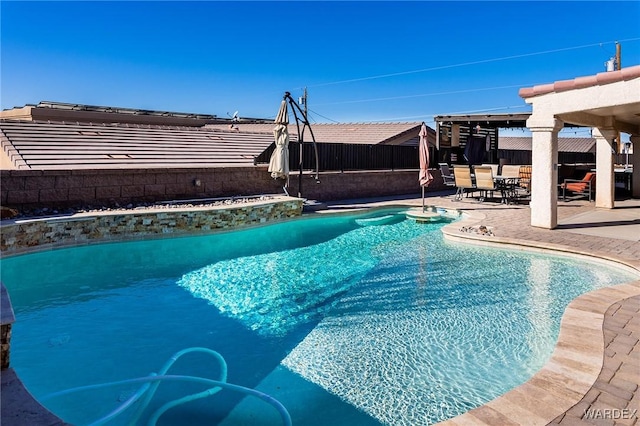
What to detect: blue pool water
<box><xmin>1</xmin><ymin>208</ymin><xmax>638</xmax><ymax>426</ymax></box>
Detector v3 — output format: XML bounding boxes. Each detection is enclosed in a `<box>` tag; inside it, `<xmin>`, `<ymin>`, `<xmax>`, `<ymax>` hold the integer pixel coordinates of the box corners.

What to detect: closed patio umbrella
<box><xmin>418</xmin><ymin>123</ymin><xmax>433</xmax><ymax>209</ymax></box>
<box><xmin>268</xmin><ymin>99</ymin><xmax>290</xmax><ymax>189</ymax></box>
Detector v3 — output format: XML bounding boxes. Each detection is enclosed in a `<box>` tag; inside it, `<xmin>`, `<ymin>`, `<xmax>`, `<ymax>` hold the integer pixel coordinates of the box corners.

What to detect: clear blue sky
<box><xmin>2</xmin><ymin>1</ymin><xmax>639</xmax><ymax>134</ymax></box>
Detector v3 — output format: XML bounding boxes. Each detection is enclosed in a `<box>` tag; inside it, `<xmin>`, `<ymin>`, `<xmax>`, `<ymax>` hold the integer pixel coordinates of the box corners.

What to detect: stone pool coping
<box><xmin>1</xmin><ymin>201</ymin><xmax>639</xmax><ymax>425</ymax></box>
<box><xmin>436</xmin><ymin>208</ymin><xmax>640</xmax><ymax>425</ymax></box>
<box><xmin>439</xmin><ymin>287</ymin><xmax>640</xmax><ymax>426</ymax></box>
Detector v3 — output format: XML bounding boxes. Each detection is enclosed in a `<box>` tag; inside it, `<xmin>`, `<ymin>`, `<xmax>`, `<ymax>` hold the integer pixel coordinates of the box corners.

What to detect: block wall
<box><xmin>1</xmin><ymin>167</ymin><xmax>447</xmax><ymax>211</ymax></box>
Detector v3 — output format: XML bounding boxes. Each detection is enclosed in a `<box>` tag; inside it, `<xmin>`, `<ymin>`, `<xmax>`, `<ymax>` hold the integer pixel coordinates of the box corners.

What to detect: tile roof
<box><xmin>205</xmin><ymin>122</ymin><xmax>431</xmax><ymax>146</ymax></box>
<box><xmin>0</xmin><ymin>119</ymin><xmax>436</xmax><ymax>171</ymax></box>
<box><xmin>499</xmin><ymin>136</ymin><xmax>595</xmax><ymax>153</ymax></box>
<box><xmin>519</xmin><ymin>64</ymin><xmax>640</xmax><ymax>98</ymax></box>
<box><xmin>0</xmin><ymin>120</ymin><xmax>277</xmax><ymax>170</ymax></box>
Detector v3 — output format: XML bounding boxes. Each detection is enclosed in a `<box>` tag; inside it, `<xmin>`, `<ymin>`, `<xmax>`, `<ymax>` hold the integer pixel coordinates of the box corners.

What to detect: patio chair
<box><xmin>438</xmin><ymin>163</ymin><xmax>456</xmax><ymax>187</ymax></box>
<box><xmin>452</xmin><ymin>165</ymin><xmax>476</xmax><ymax>200</ymax></box>
<box><xmin>518</xmin><ymin>165</ymin><xmax>532</xmax><ymax>193</ymax></box>
<box><xmin>480</xmin><ymin>163</ymin><xmax>499</xmax><ymax>177</ymax></box>
<box><xmin>500</xmin><ymin>165</ymin><xmax>521</xmax><ymax>179</ymax></box>
<box><xmin>473</xmin><ymin>165</ymin><xmax>497</xmax><ymax>202</ymax></box>
<box><xmin>561</xmin><ymin>171</ymin><xmax>596</xmax><ymax>201</ymax></box>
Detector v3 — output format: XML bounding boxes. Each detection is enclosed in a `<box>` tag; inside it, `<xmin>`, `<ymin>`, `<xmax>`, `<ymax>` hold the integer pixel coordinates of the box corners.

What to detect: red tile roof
<box><xmin>519</xmin><ymin>65</ymin><xmax>640</xmax><ymax>98</ymax></box>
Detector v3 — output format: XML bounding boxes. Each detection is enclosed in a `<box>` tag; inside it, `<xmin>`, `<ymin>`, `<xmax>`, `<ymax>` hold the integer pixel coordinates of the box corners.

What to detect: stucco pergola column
<box><xmin>527</xmin><ymin>116</ymin><xmax>563</xmax><ymax>229</ymax></box>
<box><xmin>592</xmin><ymin>128</ymin><xmax>617</xmax><ymax>208</ymax></box>
<box><xmin>630</xmin><ymin>135</ymin><xmax>640</xmax><ymax>198</ymax></box>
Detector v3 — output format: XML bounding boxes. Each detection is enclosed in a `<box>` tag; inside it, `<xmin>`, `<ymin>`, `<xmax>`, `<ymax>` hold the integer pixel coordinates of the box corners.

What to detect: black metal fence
<box><xmin>256</xmin><ymin>142</ymin><xmax>420</xmax><ymax>171</ymax></box>
<box><xmin>257</xmin><ymin>142</ymin><xmax>631</xmax><ymax>173</ymax></box>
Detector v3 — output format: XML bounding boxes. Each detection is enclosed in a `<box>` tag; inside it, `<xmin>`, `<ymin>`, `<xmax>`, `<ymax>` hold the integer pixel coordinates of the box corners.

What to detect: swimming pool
<box><xmin>2</xmin><ymin>207</ymin><xmax>638</xmax><ymax>425</ymax></box>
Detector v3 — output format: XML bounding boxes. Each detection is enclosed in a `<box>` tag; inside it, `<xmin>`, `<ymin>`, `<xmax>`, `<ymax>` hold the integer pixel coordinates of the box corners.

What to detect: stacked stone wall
<box><xmin>1</xmin><ymin>283</ymin><xmax>14</xmax><ymax>370</ymax></box>
<box><xmin>0</xmin><ymin>197</ymin><xmax>304</xmax><ymax>256</ymax></box>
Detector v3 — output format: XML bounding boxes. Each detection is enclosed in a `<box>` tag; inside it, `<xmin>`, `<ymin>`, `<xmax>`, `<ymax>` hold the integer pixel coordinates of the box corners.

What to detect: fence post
<box><xmin>392</xmin><ymin>146</ymin><xmax>396</xmax><ymax>171</ymax></box>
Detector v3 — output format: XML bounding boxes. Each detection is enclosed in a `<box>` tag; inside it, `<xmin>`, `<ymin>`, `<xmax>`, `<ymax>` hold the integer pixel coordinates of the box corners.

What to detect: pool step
<box><xmin>302</xmin><ymin>199</ymin><xmax>328</xmax><ymax>212</ymax></box>
<box><xmin>405</xmin><ymin>208</ymin><xmax>444</xmax><ymax>223</ymax></box>
<box><xmin>354</xmin><ymin>214</ymin><xmax>399</xmax><ymax>226</ymax></box>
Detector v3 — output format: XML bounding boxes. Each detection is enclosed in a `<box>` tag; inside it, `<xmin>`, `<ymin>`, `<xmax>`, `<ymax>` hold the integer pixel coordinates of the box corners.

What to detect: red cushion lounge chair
<box><xmin>561</xmin><ymin>172</ymin><xmax>596</xmax><ymax>201</ymax></box>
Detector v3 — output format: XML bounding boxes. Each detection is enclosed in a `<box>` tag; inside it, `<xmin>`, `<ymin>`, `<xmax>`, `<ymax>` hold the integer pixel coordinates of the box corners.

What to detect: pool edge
<box><xmin>2</xmin><ymin>201</ymin><xmax>638</xmax><ymax>426</ymax></box>
<box><xmin>436</xmin><ymin>207</ymin><xmax>640</xmax><ymax>426</ymax></box>
<box><xmin>1</xmin><ymin>368</ymin><xmax>69</xmax><ymax>426</ymax></box>
<box><xmin>436</xmin><ymin>285</ymin><xmax>640</xmax><ymax>426</ymax></box>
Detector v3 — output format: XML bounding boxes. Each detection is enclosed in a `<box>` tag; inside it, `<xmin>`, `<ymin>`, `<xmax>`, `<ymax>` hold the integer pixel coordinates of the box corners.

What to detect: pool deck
<box><xmin>317</xmin><ymin>192</ymin><xmax>640</xmax><ymax>426</ymax></box>
<box><xmin>2</xmin><ymin>192</ymin><xmax>639</xmax><ymax>425</ymax></box>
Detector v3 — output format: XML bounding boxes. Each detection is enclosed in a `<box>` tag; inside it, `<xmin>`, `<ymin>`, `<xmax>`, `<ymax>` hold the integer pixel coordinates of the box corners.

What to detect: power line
<box><xmin>326</xmin><ymin>104</ymin><xmax>531</xmax><ymax>124</ymax></box>
<box><xmin>313</xmin><ymin>83</ymin><xmax>544</xmax><ymax>106</ymax></box>
<box><xmin>307</xmin><ymin>108</ymin><xmax>340</xmax><ymax>123</ymax></box>
<box><xmin>307</xmin><ymin>38</ymin><xmax>640</xmax><ymax>88</ymax></box>
<box><xmin>281</xmin><ymin>38</ymin><xmax>638</xmax><ymax>123</ymax></box>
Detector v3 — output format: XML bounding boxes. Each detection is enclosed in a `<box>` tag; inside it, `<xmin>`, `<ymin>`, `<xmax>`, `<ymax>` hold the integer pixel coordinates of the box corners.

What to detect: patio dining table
<box><xmin>494</xmin><ymin>175</ymin><xmax>520</xmax><ymax>204</ymax></box>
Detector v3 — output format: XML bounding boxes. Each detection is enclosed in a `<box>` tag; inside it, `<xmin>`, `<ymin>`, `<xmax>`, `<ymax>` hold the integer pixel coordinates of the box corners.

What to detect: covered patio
<box><xmin>433</xmin><ymin>113</ymin><xmax>531</xmax><ymax>166</ymax></box>
<box><xmin>519</xmin><ymin>65</ymin><xmax>640</xmax><ymax>229</ymax></box>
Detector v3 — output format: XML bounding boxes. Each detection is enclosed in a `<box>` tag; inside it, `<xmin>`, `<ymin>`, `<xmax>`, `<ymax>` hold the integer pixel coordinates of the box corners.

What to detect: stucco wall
<box><xmin>0</xmin><ymin>167</ymin><xmax>446</xmax><ymax>212</ymax></box>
